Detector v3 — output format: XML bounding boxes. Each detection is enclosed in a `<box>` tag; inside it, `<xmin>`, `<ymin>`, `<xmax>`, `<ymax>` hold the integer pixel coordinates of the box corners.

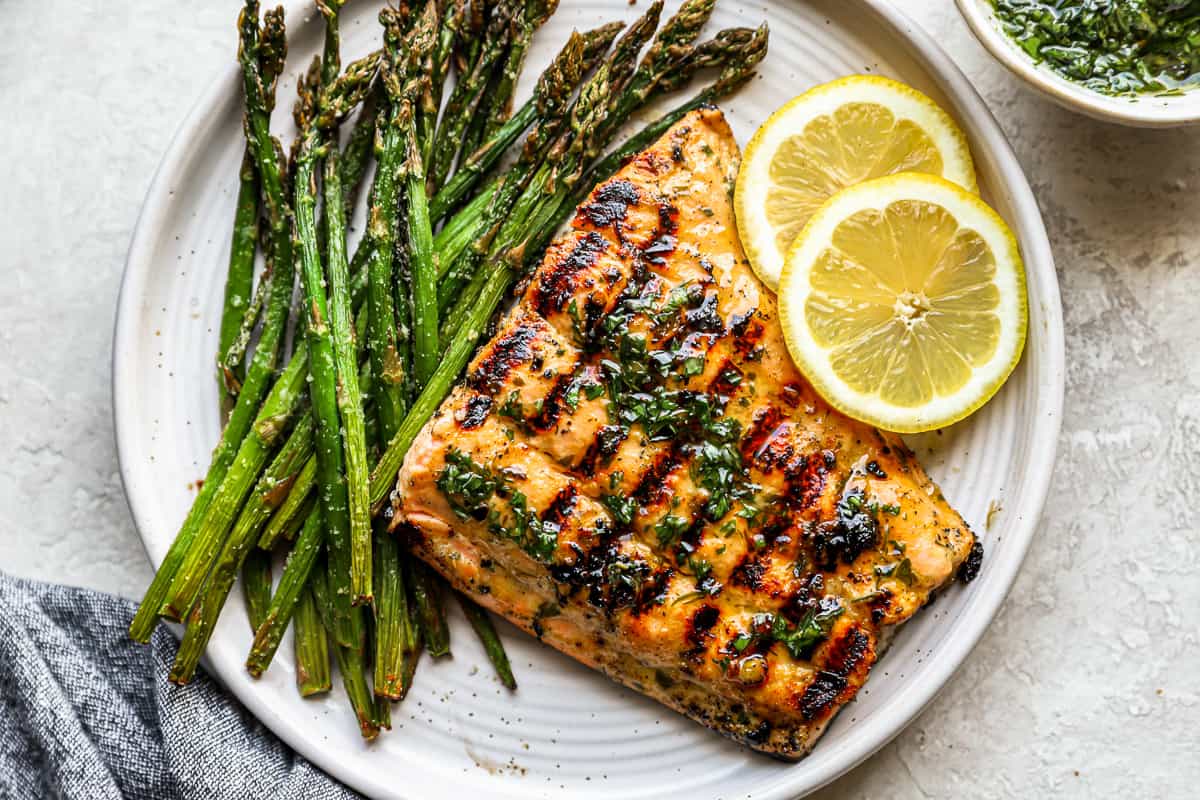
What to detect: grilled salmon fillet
<box><xmin>393</xmin><ymin>107</ymin><xmax>981</xmax><ymax>758</ymax></box>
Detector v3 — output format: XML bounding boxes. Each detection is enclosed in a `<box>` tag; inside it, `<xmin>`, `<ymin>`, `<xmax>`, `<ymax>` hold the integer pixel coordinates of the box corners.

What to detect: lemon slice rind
<box><xmin>778</xmin><ymin>172</ymin><xmax>1026</xmax><ymax>434</ymax></box>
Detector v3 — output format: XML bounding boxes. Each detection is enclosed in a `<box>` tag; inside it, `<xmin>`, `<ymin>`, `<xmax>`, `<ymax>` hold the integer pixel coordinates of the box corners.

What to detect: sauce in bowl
<box><xmin>993</xmin><ymin>0</ymin><xmax>1200</xmax><ymax>95</ymax></box>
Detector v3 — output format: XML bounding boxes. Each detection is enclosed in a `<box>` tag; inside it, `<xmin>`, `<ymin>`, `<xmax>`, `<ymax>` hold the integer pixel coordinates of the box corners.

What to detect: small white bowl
<box><xmin>955</xmin><ymin>0</ymin><xmax>1200</xmax><ymax>127</ymax></box>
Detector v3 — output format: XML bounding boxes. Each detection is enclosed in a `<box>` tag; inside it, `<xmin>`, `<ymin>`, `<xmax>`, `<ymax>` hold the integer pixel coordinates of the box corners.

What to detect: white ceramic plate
<box><xmin>114</xmin><ymin>2</ymin><xmax>1064</xmax><ymax>797</ymax></box>
<box><xmin>956</xmin><ymin>0</ymin><xmax>1200</xmax><ymax>128</ymax></box>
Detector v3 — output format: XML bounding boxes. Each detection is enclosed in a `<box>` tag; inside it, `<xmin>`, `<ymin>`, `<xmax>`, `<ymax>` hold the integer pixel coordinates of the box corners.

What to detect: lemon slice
<box><xmin>736</xmin><ymin>75</ymin><xmax>977</xmax><ymax>290</ymax></box>
<box><xmin>778</xmin><ymin>173</ymin><xmax>1026</xmax><ymax>433</ymax></box>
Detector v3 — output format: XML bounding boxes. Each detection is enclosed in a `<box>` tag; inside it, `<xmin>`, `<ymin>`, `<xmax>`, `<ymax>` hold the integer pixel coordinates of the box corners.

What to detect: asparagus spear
<box><xmin>246</xmin><ymin>510</ymin><xmax>324</xmax><ymax>677</ymax></box>
<box><xmin>372</xmin><ymin>521</ymin><xmax>415</xmax><ymax>699</ymax></box>
<box><xmin>217</xmin><ymin>155</ymin><xmax>259</xmax><ymax>410</ymax></box>
<box><xmin>482</xmin><ymin>0</ymin><xmax>559</xmax><ymax>138</ymax></box>
<box><xmin>293</xmin><ymin>583</ymin><xmax>332</xmax><ymax>696</ymax></box>
<box><xmin>409</xmin><ymin>561</ymin><xmax>450</xmax><ymax>657</ymax></box>
<box><xmin>404</xmin><ymin>121</ymin><xmax>439</xmax><ymax>388</ymax></box>
<box><xmin>323</xmin><ymin>146</ymin><xmax>374</xmax><ymax>606</ymax></box>
<box><xmin>259</xmin><ymin>474</ymin><xmax>316</xmax><ymax>550</ymax></box>
<box><xmin>258</xmin><ymin>5</ymin><xmax>288</xmax><ymax>111</ymax></box>
<box><xmin>295</xmin><ymin>139</ymin><xmax>356</xmax><ymax>642</ymax></box>
<box><xmin>598</xmin><ymin>0</ymin><xmax>664</xmax><ymax>106</ymax></box>
<box><xmin>291</xmin><ymin>35</ymin><xmax>380</xmax><ymax>643</ymax></box>
<box><xmin>419</xmin><ymin>0</ymin><xmax>463</xmax><ymax>167</ymax></box>
<box><xmin>241</xmin><ymin>549</ymin><xmax>273</xmax><ymax>632</ymax></box>
<box><xmin>338</xmin><ymin>81</ymin><xmax>382</xmax><ymax>221</ymax></box>
<box><xmin>458</xmin><ymin>595</ymin><xmax>516</xmax><ymax>689</ymax></box>
<box><xmin>311</xmin><ymin>556</ymin><xmax>381</xmax><ymax>739</ymax></box>
<box><xmin>452</xmin><ymin>0</ymin><xmax>488</xmax><ymax>76</ymax></box>
<box><xmin>428</xmin><ymin>0</ymin><xmax>517</xmax><ymax>187</ymax></box>
<box><xmin>428</xmin><ymin>21</ymin><xmax>621</xmax><ymax>223</ymax></box>
<box><xmin>220</xmin><ymin>252</ymin><xmax>270</xmax><ymax>389</ymax></box>
<box><xmin>365</xmin><ymin>6</ymin><xmax>420</xmax><ymax>447</ymax></box>
<box><xmin>162</xmin><ymin>340</ymin><xmax>310</xmax><ymax>623</ymax></box>
<box><xmin>129</xmin><ymin>0</ymin><xmax>296</xmax><ymax>641</ymax></box>
<box><xmin>217</xmin><ymin>6</ymin><xmax>285</xmax><ymax>410</ymax></box>
<box><xmin>369</xmin><ymin>9</ymin><xmax>436</xmax><ymax>705</ymax></box>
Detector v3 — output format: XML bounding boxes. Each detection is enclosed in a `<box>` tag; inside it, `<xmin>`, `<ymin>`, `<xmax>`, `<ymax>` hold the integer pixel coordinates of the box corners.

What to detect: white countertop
<box><xmin>3</xmin><ymin>2</ymin><xmax>1197</xmax><ymax>797</ymax></box>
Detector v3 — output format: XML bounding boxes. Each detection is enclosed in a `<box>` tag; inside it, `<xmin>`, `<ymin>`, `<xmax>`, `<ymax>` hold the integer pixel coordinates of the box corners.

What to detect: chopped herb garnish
<box><xmin>654</xmin><ymin>514</ymin><xmax>690</xmax><ymax>548</ymax></box>
<box><xmin>601</xmin><ymin>493</ymin><xmax>638</xmax><ymax>526</ymax></box>
<box><xmin>498</xmin><ymin>390</ymin><xmax>523</xmax><ymax>421</ymax></box>
<box><xmin>771</xmin><ymin>599</ymin><xmax>843</xmax><ymax>659</ymax></box>
<box><xmin>437</xmin><ymin>448</ymin><xmax>498</xmax><ymax>520</ymax></box>
<box><xmin>875</xmin><ymin>557</ymin><xmax>915</xmax><ymax>585</ymax></box>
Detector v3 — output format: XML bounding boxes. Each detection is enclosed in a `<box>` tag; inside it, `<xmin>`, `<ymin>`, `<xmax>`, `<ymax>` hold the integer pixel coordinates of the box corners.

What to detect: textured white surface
<box><xmin>1</xmin><ymin>2</ymin><xmax>1196</xmax><ymax>798</ymax></box>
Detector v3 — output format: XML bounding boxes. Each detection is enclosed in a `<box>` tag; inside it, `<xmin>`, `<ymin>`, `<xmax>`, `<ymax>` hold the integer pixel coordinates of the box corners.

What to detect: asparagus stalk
<box><xmin>598</xmin><ymin>0</ymin><xmax>664</xmax><ymax>107</ymax></box>
<box><xmin>419</xmin><ymin>0</ymin><xmax>463</xmax><ymax>167</ymax></box>
<box><xmin>404</xmin><ymin>120</ymin><xmax>439</xmax><ymax>388</ymax></box>
<box><xmin>220</xmin><ymin>253</ymin><xmax>270</xmax><ymax>388</ymax></box>
<box><xmin>129</xmin><ymin>0</ymin><xmax>296</xmax><ymax>641</ymax></box>
<box><xmin>428</xmin><ymin>0</ymin><xmax>517</xmax><ymax>187</ymax></box>
<box><xmin>165</xmin><ymin>351</ymin><xmax>309</xmax><ymax>678</ymax></box>
<box><xmin>452</xmin><ymin>0</ymin><xmax>488</xmax><ymax>75</ymax></box>
<box><xmin>289</xmin><ymin>33</ymin><xmax>381</xmax><ymax>643</ymax></box>
<box><xmin>162</xmin><ymin>340</ymin><xmax>310</xmax><ymax>623</ymax></box>
<box><xmin>428</xmin><ymin>21</ymin><xmax>621</xmax><ymax>223</ymax></box>
<box><xmin>482</xmin><ymin>0</ymin><xmax>559</xmax><ymax>138</ymax></box>
<box><xmin>258</xmin><ymin>5</ymin><xmax>288</xmax><ymax>111</ymax></box>
<box><xmin>372</xmin><ymin>522</ymin><xmax>415</xmax><ymax>699</ymax></box>
<box><xmin>323</xmin><ymin>146</ymin><xmax>373</xmax><ymax>606</ymax></box>
<box><xmin>295</xmin><ymin>137</ymin><xmax>357</xmax><ymax>643</ymax></box>
<box><xmin>338</xmin><ymin>81</ymin><xmax>382</xmax><ymax>221</ymax></box>
<box><xmin>294</xmin><ymin>584</ymin><xmax>332</xmax><ymax>696</ymax></box>
<box><xmin>365</xmin><ymin>6</ymin><xmax>419</xmax><ymax>447</ymax></box>
<box><xmin>409</xmin><ymin>561</ymin><xmax>450</xmax><ymax>657</ymax></box>
<box><xmin>217</xmin><ymin>6</ymin><xmax>285</xmax><ymax>409</ymax></box>
<box><xmin>311</xmin><ymin>558</ymin><xmax>381</xmax><ymax>739</ymax></box>
<box><xmin>246</xmin><ymin>509</ymin><xmax>324</xmax><ymax>677</ymax></box>
<box><xmin>458</xmin><ymin>595</ymin><xmax>516</xmax><ymax>689</ymax></box>
<box><xmin>217</xmin><ymin>155</ymin><xmax>259</xmax><ymax>409</ymax></box>
<box><xmin>260</xmin><ymin>474</ymin><xmax>316</xmax><ymax>550</ymax></box>
<box><xmin>241</xmin><ymin>549</ymin><xmax>273</xmax><ymax>632</ymax></box>
<box><xmin>257</xmin><ymin>452</ymin><xmax>316</xmax><ymax>549</ymax></box>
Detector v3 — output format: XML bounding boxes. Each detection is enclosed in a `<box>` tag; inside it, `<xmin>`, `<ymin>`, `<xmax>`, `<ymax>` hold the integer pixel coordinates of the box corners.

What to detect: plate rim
<box><xmin>112</xmin><ymin>1</ymin><xmax>1065</xmax><ymax>797</ymax></box>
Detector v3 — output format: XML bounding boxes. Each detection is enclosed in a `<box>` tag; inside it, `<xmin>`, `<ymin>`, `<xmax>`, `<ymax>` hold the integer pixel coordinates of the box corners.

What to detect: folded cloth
<box><xmin>0</xmin><ymin>572</ymin><xmax>359</xmax><ymax>800</ymax></box>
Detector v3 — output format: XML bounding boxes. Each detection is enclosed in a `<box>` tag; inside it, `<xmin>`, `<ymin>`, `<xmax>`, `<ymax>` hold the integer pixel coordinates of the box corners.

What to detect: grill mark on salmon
<box><xmin>632</xmin><ymin>444</ymin><xmax>683</xmax><ymax>508</ymax></box>
<box><xmin>466</xmin><ymin>318</ymin><xmax>540</xmax><ymax>395</ymax></box>
<box><xmin>458</xmin><ymin>394</ymin><xmax>493</xmax><ymax>430</ymax></box>
<box><xmin>580</xmin><ymin>179</ymin><xmax>640</xmax><ymax>227</ymax></box>
<box><xmin>533</xmin><ymin>231</ymin><xmax>609</xmax><ymax>317</ymax></box>
<box><xmin>798</xmin><ymin>625</ymin><xmax>873</xmax><ymax>721</ymax></box>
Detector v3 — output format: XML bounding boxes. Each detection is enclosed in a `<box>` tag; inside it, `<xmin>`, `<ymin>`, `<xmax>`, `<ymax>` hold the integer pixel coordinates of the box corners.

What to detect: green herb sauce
<box><xmin>993</xmin><ymin>0</ymin><xmax>1200</xmax><ymax>95</ymax></box>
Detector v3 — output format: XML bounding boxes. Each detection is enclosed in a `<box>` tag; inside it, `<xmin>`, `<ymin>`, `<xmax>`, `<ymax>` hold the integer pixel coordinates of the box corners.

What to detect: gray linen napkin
<box><xmin>0</xmin><ymin>572</ymin><xmax>360</xmax><ymax>800</ymax></box>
